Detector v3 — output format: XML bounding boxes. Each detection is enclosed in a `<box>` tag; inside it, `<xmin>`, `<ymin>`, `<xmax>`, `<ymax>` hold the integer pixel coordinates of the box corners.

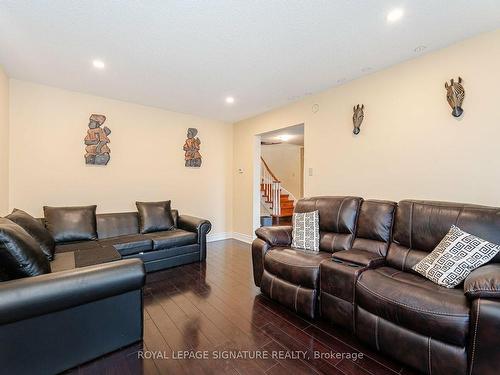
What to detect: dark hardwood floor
<box><xmin>68</xmin><ymin>239</ymin><xmax>418</xmax><ymax>375</ymax></box>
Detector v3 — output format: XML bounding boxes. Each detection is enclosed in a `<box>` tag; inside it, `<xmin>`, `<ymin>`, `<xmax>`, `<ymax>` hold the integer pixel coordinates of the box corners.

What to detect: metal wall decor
<box><xmin>84</xmin><ymin>114</ymin><xmax>111</xmax><ymax>165</ymax></box>
<box><xmin>183</xmin><ymin>128</ymin><xmax>202</xmax><ymax>167</ymax></box>
<box><xmin>445</xmin><ymin>77</ymin><xmax>465</xmax><ymax>117</ymax></box>
<box><xmin>352</xmin><ymin>104</ymin><xmax>364</xmax><ymax>135</ymax></box>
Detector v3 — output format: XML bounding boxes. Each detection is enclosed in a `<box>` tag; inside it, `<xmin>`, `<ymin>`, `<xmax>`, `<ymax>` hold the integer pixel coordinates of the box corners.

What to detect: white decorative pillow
<box><xmin>291</xmin><ymin>210</ymin><xmax>320</xmax><ymax>251</ymax></box>
<box><xmin>413</xmin><ymin>225</ymin><xmax>500</xmax><ymax>288</ymax></box>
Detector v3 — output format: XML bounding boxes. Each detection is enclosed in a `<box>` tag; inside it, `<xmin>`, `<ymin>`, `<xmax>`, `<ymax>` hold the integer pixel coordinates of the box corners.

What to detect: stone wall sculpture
<box><xmin>84</xmin><ymin>114</ymin><xmax>111</xmax><ymax>165</ymax></box>
<box><xmin>183</xmin><ymin>128</ymin><xmax>202</xmax><ymax>167</ymax></box>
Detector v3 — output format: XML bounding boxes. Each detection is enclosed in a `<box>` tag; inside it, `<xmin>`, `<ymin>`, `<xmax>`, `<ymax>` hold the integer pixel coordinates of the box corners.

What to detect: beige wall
<box><xmin>0</xmin><ymin>67</ymin><xmax>9</xmax><ymax>215</ymax></box>
<box><xmin>9</xmin><ymin>80</ymin><xmax>233</xmax><ymax>237</ymax></box>
<box><xmin>261</xmin><ymin>144</ymin><xmax>302</xmax><ymax>199</ymax></box>
<box><xmin>233</xmin><ymin>29</ymin><xmax>500</xmax><ymax>237</ymax></box>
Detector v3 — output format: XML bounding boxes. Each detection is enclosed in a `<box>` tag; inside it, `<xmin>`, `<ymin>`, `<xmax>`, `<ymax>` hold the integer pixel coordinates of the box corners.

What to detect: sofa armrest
<box><xmin>178</xmin><ymin>215</ymin><xmax>212</xmax><ymax>236</ymax></box>
<box><xmin>255</xmin><ymin>226</ymin><xmax>293</xmax><ymax>247</ymax></box>
<box><xmin>0</xmin><ymin>259</ymin><xmax>145</xmax><ymax>325</ymax></box>
<box><xmin>177</xmin><ymin>215</ymin><xmax>212</xmax><ymax>261</ymax></box>
<box><xmin>464</xmin><ymin>264</ymin><xmax>500</xmax><ymax>299</ymax></box>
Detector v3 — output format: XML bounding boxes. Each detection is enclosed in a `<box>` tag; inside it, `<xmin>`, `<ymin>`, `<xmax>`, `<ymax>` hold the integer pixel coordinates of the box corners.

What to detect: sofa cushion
<box><xmin>356</xmin><ymin>266</ymin><xmax>469</xmax><ymax>346</ymax></box>
<box><xmin>99</xmin><ymin>234</ymin><xmax>153</xmax><ymax>256</ymax></box>
<box><xmin>388</xmin><ymin>200</ymin><xmax>500</xmax><ymax>271</ymax></box>
<box><xmin>264</xmin><ymin>247</ymin><xmax>331</xmax><ymax>289</ymax></box>
<box><xmin>291</xmin><ymin>210</ymin><xmax>319</xmax><ymax>251</ymax></box>
<box><xmin>0</xmin><ymin>218</ymin><xmax>51</xmax><ymax>280</ymax></box>
<box><xmin>332</xmin><ymin>249</ymin><xmax>385</xmax><ymax>268</ymax></box>
<box><xmin>55</xmin><ymin>241</ymin><xmax>101</xmax><ymax>253</ymax></box>
<box><xmin>136</xmin><ymin>201</ymin><xmax>175</xmax><ymax>234</ymax></box>
<box><xmin>352</xmin><ymin>200</ymin><xmax>396</xmax><ymax>256</ymax></box>
<box><xmin>294</xmin><ymin>196</ymin><xmax>362</xmax><ymax>252</ymax></box>
<box><xmin>145</xmin><ymin>229</ymin><xmax>197</xmax><ymax>250</ymax></box>
<box><xmin>6</xmin><ymin>208</ymin><xmax>56</xmax><ymax>260</ymax></box>
<box><xmin>413</xmin><ymin>225</ymin><xmax>500</xmax><ymax>288</ymax></box>
<box><xmin>43</xmin><ymin>205</ymin><xmax>97</xmax><ymax>243</ymax></box>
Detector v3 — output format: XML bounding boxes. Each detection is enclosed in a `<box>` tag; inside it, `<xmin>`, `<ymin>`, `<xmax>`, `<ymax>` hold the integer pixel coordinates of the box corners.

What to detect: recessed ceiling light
<box><xmin>414</xmin><ymin>45</ymin><xmax>427</xmax><ymax>53</ymax></box>
<box><xmin>225</xmin><ymin>96</ymin><xmax>235</xmax><ymax>104</ymax></box>
<box><xmin>277</xmin><ymin>135</ymin><xmax>292</xmax><ymax>142</ymax></box>
<box><xmin>92</xmin><ymin>59</ymin><xmax>105</xmax><ymax>69</ymax></box>
<box><xmin>387</xmin><ymin>8</ymin><xmax>404</xmax><ymax>23</ymax></box>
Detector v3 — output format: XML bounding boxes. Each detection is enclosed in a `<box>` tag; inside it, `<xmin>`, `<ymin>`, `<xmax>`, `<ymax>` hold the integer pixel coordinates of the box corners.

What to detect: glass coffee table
<box><xmin>51</xmin><ymin>245</ymin><xmax>122</xmax><ymax>272</ymax></box>
<box><xmin>74</xmin><ymin>246</ymin><xmax>122</xmax><ymax>268</ymax></box>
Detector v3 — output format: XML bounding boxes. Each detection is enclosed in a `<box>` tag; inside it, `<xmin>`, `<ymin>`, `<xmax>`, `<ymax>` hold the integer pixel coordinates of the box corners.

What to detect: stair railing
<box><xmin>261</xmin><ymin>157</ymin><xmax>281</xmax><ymax>215</ymax></box>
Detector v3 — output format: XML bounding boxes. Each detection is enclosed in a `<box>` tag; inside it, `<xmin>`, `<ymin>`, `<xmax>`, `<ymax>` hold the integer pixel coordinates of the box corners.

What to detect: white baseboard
<box><xmin>207</xmin><ymin>232</ymin><xmax>232</xmax><ymax>242</ymax></box>
<box><xmin>231</xmin><ymin>232</ymin><xmax>254</xmax><ymax>244</ymax></box>
<box><xmin>207</xmin><ymin>232</ymin><xmax>254</xmax><ymax>244</ymax></box>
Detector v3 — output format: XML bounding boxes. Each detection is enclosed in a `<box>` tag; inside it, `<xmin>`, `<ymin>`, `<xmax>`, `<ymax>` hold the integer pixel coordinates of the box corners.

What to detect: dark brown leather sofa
<box><xmin>54</xmin><ymin>209</ymin><xmax>212</xmax><ymax>272</ymax></box>
<box><xmin>252</xmin><ymin>196</ymin><xmax>500</xmax><ymax>375</ymax></box>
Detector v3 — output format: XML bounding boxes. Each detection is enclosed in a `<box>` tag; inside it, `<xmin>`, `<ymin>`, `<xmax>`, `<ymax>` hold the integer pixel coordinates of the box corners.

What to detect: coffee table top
<box><xmin>74</xmin><ymin>246</ymin><xmax>122</xmax><ymax>268</ymax></box>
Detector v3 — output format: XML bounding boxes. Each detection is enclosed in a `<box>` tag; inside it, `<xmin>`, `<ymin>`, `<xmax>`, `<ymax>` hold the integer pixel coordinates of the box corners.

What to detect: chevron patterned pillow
<box><xmin>291</xmin><ymin>210</ymin><xmax>320</xmax><ymax>251</ymax></box>
<box><xmin>413</xmin><ymin>225</ymin><xmax>500</xmax><ymax>288</ymax></box>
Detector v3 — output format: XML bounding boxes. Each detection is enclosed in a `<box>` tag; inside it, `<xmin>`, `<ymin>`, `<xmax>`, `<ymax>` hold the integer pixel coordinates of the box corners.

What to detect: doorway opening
<box><xmin>257</xmin><ymin>124</ymin><xmax>304</xmax><ymax>227</ymax></box>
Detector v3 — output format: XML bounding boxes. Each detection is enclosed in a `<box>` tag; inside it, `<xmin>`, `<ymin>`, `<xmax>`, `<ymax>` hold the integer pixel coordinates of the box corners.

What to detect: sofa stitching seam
<box><xmin>357</xmin><ymin>282</ymin><xmax>469</xmax><ymax>317</ymax></box>
<box><xmin>294</xmin><ymin>285</ymin><xmax>300</xmax><ymax>312</ymax></box>
<box><xmin>428</xmin><ymin>337</ymin><xmax>432</xmax><ymax>375</ymax></box>
<box><xmin>469</xmin><ymin>299</ymin><xmax>480</xmax><ymax>375</ymax></box>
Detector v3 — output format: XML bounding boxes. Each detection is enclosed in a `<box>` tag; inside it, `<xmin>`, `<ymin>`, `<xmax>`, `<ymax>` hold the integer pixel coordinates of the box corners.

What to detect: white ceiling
<box><xmin>1</xmin><ymin>1</ymin><xmax>500</xmax><ymax>123</ymax></box>
<box><xmin>261</xmin><ymin>124</ymin><xmax>304</xmax><ymax>146</ymax></box>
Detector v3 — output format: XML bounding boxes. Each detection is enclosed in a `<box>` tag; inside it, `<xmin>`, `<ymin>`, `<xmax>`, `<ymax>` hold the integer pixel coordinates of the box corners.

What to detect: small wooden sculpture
<box><xmin>353</xmin><ymin>104</ymin><xmax>364</xmax><ymax>135</ymax></box>
<box><xmin>183</xmin><ymin>128</ymin><xmax>202</xmax><ymax>167</ymax></box>
<box><xmin>445</xmin><ymin>77</ymin><xmax>465</xmax><ymax>117</ymax></box>
<box><xmin>84</xmin><ymin>114</ymin><xmax>111</xmax><ymax>165</ymax></box>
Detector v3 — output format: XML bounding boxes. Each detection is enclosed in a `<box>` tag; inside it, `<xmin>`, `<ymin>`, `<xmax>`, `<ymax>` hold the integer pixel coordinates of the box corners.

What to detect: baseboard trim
<box><xmin>207</xmin><ymin>232</ymin><xmax>254</xmax><ymax>244</ymax></box>
<box><xmin>231</xmin><ymin>232</ymin><xmax>254</xmax><ymax>244</ymax></box>
<box><xmin>207</xmin><ymin>232</ymin><xmax>232</xmax><ymax>242</ymax></box>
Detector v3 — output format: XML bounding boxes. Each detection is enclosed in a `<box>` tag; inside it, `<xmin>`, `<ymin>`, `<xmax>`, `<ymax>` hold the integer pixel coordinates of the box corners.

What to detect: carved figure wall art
<box><xmin>183</xmin><ymin>128</ymin><xmax>202</xmax><ymax>167</ymax></box>
<box><xmin>445</xmin><ymin>77</ymin><xmax>465</xmax><ymax>117</ymax></box>
<box><xmin>353</xmin><ymin>104</ymin><xmax>364</xmax><ymax>135</ymax></box>
<box><xmin>84</xmin><ymin>114</ymin><xmax>111</xmax><ymax>165</ymax></box>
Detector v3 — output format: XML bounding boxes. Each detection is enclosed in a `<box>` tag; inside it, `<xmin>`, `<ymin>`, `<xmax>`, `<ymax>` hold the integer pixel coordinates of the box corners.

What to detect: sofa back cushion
<box><xmin>136</xmin><ymin>201</ymin><xmax>175</xmax><ymax>234</ymax></box>
<box><xmin>352</xmin><ymin>200</ymin><xmax>396</xmax><ymax>256</ymax></box>
<box><xmin>43</xmin><ymin>205</ymin><xmax>98</xmax><ymax>243</ymax></box>
<box><xmin>96</xmin><ymin>210</ymin><xmax>179</xmax><ymax>239</ymax></box>
<box><xmin>6</xmin><ymin>209</ymin><xmax>56</xmax><ymax>260</ymax></box>
<box><xmin>294</xmin><ymin>196</ymin><xmax>362</xmax><ymax>252</ymax></box>
<box><xmin>387</xmin><ymin>200</ymin><xmax>500</xmax><ymax>271</ymax></box>
<box><xmin>0</xmin><ymin>218</ymin><xmax>51</xmax><ymax>281</ymax></box>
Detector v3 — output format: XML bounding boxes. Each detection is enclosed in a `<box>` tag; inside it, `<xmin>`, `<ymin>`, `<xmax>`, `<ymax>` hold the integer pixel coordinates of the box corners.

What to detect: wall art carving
<box><xmin>183</xmin><ymin>128</ymin><xmax>202</xmax><ymax>167</ymax></box>
<box><xmin>84</xmin><ymin>114</ymin><xmax>111</xmax><ymax>165</ymax></box>
<box><xmin>353</xmin><ymin>104</ymin><xmax>364</xmax><ymax>135</ymax></box>
<box><xmin>445</xmin><ymin>77</ymin><xmax>465</xmax><ymax>117</ymax></box>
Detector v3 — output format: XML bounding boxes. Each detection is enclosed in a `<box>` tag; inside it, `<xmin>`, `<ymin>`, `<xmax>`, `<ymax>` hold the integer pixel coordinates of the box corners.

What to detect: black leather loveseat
<box><xmin>252</xmin><ymin>196</ymin><xmax>500</xmax><ymax>375</ymax></box>
<box><xmin>0</xmin><ymin>258</ymin><xmax>146</xmax><ymax>375</ymax></box>
<box><xmin>53</xmin><ymin>208</ymin><xmax>212</xmax><ymax>273</ymax></box>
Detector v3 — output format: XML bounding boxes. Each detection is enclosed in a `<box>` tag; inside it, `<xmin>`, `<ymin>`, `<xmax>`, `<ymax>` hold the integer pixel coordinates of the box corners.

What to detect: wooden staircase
<box><xmin>260</xmin><ymin>157</ymin><xmax>296</xmax><ymax>225</ymax></box>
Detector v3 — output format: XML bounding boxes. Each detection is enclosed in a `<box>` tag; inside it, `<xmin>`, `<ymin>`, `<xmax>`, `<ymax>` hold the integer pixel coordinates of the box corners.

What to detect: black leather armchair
<box><xmin>0</xmin><ymin>258</ymin><xmax>146</xmax><ymax>375</ymax></box>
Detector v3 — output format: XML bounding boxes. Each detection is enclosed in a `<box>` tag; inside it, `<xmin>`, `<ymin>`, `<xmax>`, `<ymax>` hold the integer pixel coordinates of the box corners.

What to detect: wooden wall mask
<box><xmin>353</xmin><ymin>104</ymin><xmax>364</xmax><ymax>135</ymax></box>
<box><xmin>445</xmin><ymin>77</ymin><xmax>465</xmax><ymax>117</ymax></box>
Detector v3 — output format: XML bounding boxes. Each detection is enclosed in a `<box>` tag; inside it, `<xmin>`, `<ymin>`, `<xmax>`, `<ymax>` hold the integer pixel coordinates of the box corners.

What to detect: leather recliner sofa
<box><xmin>53</xmin><ymin>209</ymin><xmax>212</xmax><ymax>272</ymax></box>
<box><xmin>252</xmin><ymin>196</ymin><xmax>500</xmax><ymax>375</ymax></box>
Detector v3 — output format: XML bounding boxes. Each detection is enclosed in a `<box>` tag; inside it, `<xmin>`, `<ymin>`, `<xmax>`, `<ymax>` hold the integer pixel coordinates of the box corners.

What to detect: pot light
<box><xmin>277</xmin><ymin>135</ymin><xmax>292</xmax><ymax>142</ymax></box>
<box><xmin>387</xmin><ymin>8</ymin><xmax>404</xmax><ymax>23</ymax></box>
<box><xmin>92</xmin><ymin>59</ymin><xmax>105</xmax><ymax>69</ymax></box>
<box><xmin>225</xmin><ymin>96</ymin><xmax>235</xmax><ymax>104</ymax></box>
